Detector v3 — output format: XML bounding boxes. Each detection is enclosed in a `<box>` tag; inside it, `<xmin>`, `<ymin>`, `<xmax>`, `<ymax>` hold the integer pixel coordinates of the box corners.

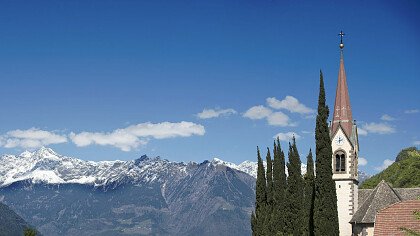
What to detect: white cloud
<box><xmin>380</xmin><ymin>114</ymin><xmax>395</xmax><ymax>121</ymax></box>
<box><xmin>267</xmin><ymin>112</ymin><xmax>293</xmax><ymax>127</ymax></box>
<box><xmin>196</xmin><ymin>108</ymin><xmax>237</xmax><ymax>119</ymax></box>
<box><xmin>70</xmin><ymin>122</ymin><xmax>205</xmax><ymax>151</ymax></box>
<box><xmin>357</xmin><ymin>127</ymin><xmax>368</xmax><ymax>136</ymax></box>
<box><xmin>404</xmin><ymin>109</ymin><xmax>419</xmax><ymax>114</ymax></box>
<box><xmin>301</xmin><ymin>131</ymin><xmax>313</xmax><ymax>134</ymax></box>
<box><xmin>414</xmin><ymin>140</ymin><xmax>420</xmax><ymax>146</ymax></box>
<box><xmin>362</xmin><ymin>122</ymin><xmax>395</xmax><ymax>134</ymax></box>
<box><xmin>266</xmin><ymin>96</ymin><xmax>314</xmax><ymax>114</ymax></box>
<box><xmin>359</xmin><ymin>157</ymin><xmax>368</xmax><ymax>166</ymax></box>
<box><xmin>69</xmin><ymin>130</ymin><xmax>146</xmax><ymax>152</ymax></box>
<box><xmin>375</xmin><ymin>159</ymin><xmax>394</xmax><ymax>171</ymax></box>
<box><xmin>0</xmin><ymin>128</ymin><xmax>67</xmax><ymax>149</ymax></box>
<box><xmin>273</xmin><ymin>132</ymin><xmax>301</xmax><ymax>141</ymax></box>
<box><xmin>243</xmin><ymin>105</ymin><xmax>272</xmax><ymax>120</ymax></box>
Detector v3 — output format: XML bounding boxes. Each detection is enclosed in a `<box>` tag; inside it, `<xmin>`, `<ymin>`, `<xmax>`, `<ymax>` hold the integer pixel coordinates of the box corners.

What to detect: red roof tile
<box><xmin>374</xmin><ymin>199</ymin><xmax>420</xmax><ymax>236</ymax></box>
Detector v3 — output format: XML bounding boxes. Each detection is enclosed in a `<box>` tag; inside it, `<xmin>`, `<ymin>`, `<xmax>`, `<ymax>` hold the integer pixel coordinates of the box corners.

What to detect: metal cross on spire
<box><xmin>338</xmin><ymin>30</ymin><xmax>345</xmax><ymax>49</ymax></box>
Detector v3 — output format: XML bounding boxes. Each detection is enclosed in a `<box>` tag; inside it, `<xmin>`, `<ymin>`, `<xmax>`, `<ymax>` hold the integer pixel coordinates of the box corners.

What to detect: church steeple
<box><xmin>330</xmin><ymin>31</ymin><xmax>359</xmax><ymax>236</ymax></box>
<box><xmin>331</xmin><ymin>32</ymin><xmax>353</xmax><ymax>138</ymax></box>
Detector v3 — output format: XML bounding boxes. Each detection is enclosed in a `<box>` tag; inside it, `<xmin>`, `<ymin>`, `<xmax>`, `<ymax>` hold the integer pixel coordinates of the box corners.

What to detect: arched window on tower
<box><xmin>335</xmin><ymin>151</ymin><xmax>346</xmax><ymax>173</ymax></box>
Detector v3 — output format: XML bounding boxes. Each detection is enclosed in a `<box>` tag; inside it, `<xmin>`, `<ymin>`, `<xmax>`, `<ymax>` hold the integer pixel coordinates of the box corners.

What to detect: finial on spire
<box><xmin>338</xmin><ymin>30</ymin><xmax>345</xmax><ymax>49</ymax></box>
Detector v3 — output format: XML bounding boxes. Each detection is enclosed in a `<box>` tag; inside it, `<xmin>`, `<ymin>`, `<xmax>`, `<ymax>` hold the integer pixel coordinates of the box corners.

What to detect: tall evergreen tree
<box><xmin>313</xmin><ymin>71</ymin><xmax>339</xmax><ymax>235</ymax></box>
<box><xmin>252</xmin><ymin>147</ymin><xmax>268</xmax><ymax>236</ymax></box>
<box><xmin>272</xmin><ymin>139</ymin><xmax>287</xmax><ymax>234</ymax></box>
<box><xmin>303</xmin><ymin>149</ymin><xmax>315</xmax><ymax>236</ymax></box>
<box><xmin>264</xmin><ymin>148</ymin><xmax>274</xmax><ymax>233</ymax></box>
<box><xmin>285</xmin><ymin>138</ymin><xmax>304</xmax><ymax>235</ymax></box>
<box><xmin>265</xmin><ymin>148</ymin><xmax>274</xmax><ymax>207</ymax></box>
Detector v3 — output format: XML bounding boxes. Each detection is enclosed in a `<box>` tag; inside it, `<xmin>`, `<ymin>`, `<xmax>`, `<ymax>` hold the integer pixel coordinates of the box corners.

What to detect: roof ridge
<box><xmin>389</xmin><ymin>184</ymin><xmax>403</xmax><ymax>201</ymax></box>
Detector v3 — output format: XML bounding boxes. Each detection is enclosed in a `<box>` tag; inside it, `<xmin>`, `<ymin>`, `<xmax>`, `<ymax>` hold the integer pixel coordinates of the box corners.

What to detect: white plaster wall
<box><xmin>336</xmin><ymin>180</ymin><xmax>354</xmax><ymax>236</ymax></box>
<box><xmin>366</xmin><ymin>226</ymin><xmax>374</xmax><ymax>236</ymax></box>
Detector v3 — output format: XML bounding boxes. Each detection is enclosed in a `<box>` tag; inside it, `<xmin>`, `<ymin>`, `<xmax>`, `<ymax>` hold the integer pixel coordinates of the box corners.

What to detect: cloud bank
<box><xmin>362</xmin><ymin>122</ymin><xmax>395</xmax><ymax>135</ymax></box>
<box><xmin>267</xmin><ymin>96</ymin><xmax>314</xmax><ymax>114</ymax></box>
<box><xmin>404</xmin><ymin>109</ymin><xmax>419</xmax><ymax>114</ymax></box>
<box><xmin>375</xmin><ymin>159</ymin><xmax>394</xmax><ymax>171</ymax></box>
<box><xmin>0</xmin><ymin>128</ymin><xmax>67</xmax><ymax>149</ymax></box>
<box><xmin>273</xmin><ymin>132</ymin><xmax>301</xmax><ymax>141</ymax></box>
<box><xmin>358</xmin><ymin>157</ymin><xmax>368</xmax><ymax>166</ymax></box>
<box><xmin>196</xmin><ymin>108</ymin><xmax>237</xmax><ymax>119</ymax></box>
<box><xmin>243</xmin><ymin>105</ymin><xmax>272</xmax><ymax>120</ymax></box>
<box><xmin>380</xmin><ymin>114</ymin><xmax>395</xmax><ymax>121</ymax></box>
<box><xmin>243</xmin><ymin>96</ymin><xmax>312</xmax><ymax>127</ymax></box>
<box><xmin>70</xmin><ymin>122</ymin><xmax>205</xmax><ymax>151</ymax></box>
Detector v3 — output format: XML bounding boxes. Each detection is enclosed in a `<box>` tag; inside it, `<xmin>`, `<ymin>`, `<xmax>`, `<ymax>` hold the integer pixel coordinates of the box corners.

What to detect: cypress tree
<box><xmin>272</xmin><ymin>139</ymin><xmax>287</xmax><ymax>234</ymax></box>
<box><xmin>303</xmin><ymin>149</ymin><xmax>315</xmax><ymax>236</ymax></box>
<box><xmin>313</xmin><ymin>71</ymin><xmax>339</xmax><ymax>235</ymax></box>
<box><xmin>266</xmin><ymin>148</ymin><xmax>274</xmax><ymax>208</ymax></box>
<box><xmin>252</xmin><ymin>147</ymin><xmax>268</xmax><ymax>236</ymax></box>
<box><xmin>264</xmin><ymin>148</ymin><xmax>274</xmax><ymax>233</ymax></box>
<box><xmin>285</xmin><ymin>137</ymin><xmax>304</xmax><ymax>235</ymax></box>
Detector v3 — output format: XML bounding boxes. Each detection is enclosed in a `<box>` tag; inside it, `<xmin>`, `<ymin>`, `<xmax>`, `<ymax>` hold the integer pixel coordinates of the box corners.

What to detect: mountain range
<box><xmin>0</xmin><ymin>147</ymin><xmax>256</xmax><ymax>235</ymax></box>
<box><xmin>0</xmin><ymin>147</ymin><xmax>370</xmax><ymax>235</ymax></box>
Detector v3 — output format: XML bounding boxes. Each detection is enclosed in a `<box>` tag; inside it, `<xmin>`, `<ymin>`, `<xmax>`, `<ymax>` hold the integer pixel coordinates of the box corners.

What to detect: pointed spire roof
<box><xmin>331</xmin><ymin>47</ymin><xmax>353</xmax><ymax>137</ymax></box>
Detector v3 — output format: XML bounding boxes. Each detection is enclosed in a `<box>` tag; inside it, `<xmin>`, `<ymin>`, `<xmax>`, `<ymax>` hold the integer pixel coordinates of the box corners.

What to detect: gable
<box><xmin>332</xmin><ymin>125</ymin><xmax>354</xmax><ymax>150</ymax></box>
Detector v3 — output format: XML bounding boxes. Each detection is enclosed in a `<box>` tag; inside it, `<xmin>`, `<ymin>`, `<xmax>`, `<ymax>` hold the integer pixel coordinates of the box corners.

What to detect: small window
<box><xmin>335</xmin><ymin>152</ymin><xmax>346</xmax><ymax>173</ymax></box>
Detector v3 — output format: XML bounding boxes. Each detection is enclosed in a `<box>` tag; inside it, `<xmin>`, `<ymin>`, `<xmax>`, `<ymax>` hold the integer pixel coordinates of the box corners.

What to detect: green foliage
<box><xmin>313</xmin><ymin>71</ymin><xmax>339</xmax><ymax>235</ymax></box>
<box><xmin>264</xmin><ymin>148</ymin><xmax>274</xmax><ymax>234</ymax></box>
<box><xmin>303</xmin><ymin>149</ymin><xmax>315</xmax><ymax>236</ymax></box>
<box><xmin>272</xmin><ymin>138</ymin><xmax>287</xmax><ymax>234</ymax></box>
<box><xmin>396</xmin><ymin>147</ymin><xmax>418</xmax><ymax>162</ymax></box>
<box><xmin>400</xmin><ymin>228</ymin><xmax>420</xmax><ymax>236</ymax></box>
<box><xmin>252</xmin><ymin>147</ymin><xmax>267</xmax><ymax>236</ymax></box>
<box><xmin>361</xmin><ymin>147</ymin><xmax>420</xmax><ymax>189</ymax></box>
<box><xmin>24</xmin><ymin>228</ymin><xmax>37</xmax><ymax>236</ymax></box>
<box><xmin>285</xmin><ymin>138</ymin><xmax>304</xmax><ymax>235</ymax></box>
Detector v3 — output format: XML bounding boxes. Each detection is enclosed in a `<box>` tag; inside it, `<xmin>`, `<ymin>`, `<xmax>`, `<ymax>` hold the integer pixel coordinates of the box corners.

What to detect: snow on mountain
<box><xmin>211</xmin><ymin>158</ymin><xmax>259</xmax><ymax>178</ymax></box>
<box><xmin>2</xmin><ymin>147</ymin><xmax>368</xmax><ymax>188</ymax></box>
<box><xmin>211</xmin><ymin>157</ymin><xmax>308</xmax><ymax>178</ymax></box>
<box><xmin>0</xmin><ymin>147</ymin><xmax>188</xmax><ymax>187</ymax></box>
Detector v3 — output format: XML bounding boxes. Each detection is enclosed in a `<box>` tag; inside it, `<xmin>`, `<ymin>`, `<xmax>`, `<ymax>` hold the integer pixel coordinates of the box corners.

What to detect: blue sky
<box><xmin>0</xmin><ymin>0</ymin><xmax>419</xmax><ymax>174</ymax></box>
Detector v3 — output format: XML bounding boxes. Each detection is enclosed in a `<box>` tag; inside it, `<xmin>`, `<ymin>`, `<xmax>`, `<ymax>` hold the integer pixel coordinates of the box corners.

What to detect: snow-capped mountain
<box><xmin>0</xmin><ymin>147</ymin><xmax>188</xmax><ymax>188</ymax></box>
<box><xmin>0</xmin><ymin>148</ymin><xmax>371</xmax><ymax>236</ymax></box>
<box><xmin>211</xmin><ymin>158</ymin><xmax>260</xmax><ymax>178</ymax></box>
<box><xmin>0</xmin><ymin>147</ymin><xmax>256</xmax><ymax>236</ymax></box>
<box><xmin>0</xmin><ymin>147</ymin><xmax>369</xmax><ymax>188</ymax></box>
<box><xmin>211</xmin><ymin>157</ymin><xmax>308</xmax><ymax>178</ymax></box>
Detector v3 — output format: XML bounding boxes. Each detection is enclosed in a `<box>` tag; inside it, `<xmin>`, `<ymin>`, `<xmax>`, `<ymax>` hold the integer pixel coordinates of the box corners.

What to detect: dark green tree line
<box><xmin>251</xmin><ymin>71</ymin><xmax>339</xmax><ymax>235</ymax></box>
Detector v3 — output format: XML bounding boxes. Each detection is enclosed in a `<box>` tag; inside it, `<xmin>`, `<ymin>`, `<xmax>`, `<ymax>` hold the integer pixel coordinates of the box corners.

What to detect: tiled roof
<box><xmin>395</xmin><ymin>188</ymin><xmax>420</xmax><ymax>200</ymax></box>
<box><xmin>351</xmin><ymin>180</ymin><xmax>401</xmax><ymax>223</ymax></box>
<box><xmin>352</xmin><ymin>180</ymin><xmax>420</xmax><ymax>224</ymax></box>
<box><xmin>358</xmin><ymin>189</ymin><xmax>373</xmax><ymax>205</ymax></box>
<box><xmin>374</xmin><ymin>199</ymin><xmax>420</xmax><ymax>236</ymax></box>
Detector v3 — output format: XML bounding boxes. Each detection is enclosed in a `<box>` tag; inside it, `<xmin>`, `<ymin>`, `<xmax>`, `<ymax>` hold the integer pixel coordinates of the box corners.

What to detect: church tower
<box><xmin>330</xmin><ymin>31</ymin><xmax>359</xmax><ymax>236</ymax></box>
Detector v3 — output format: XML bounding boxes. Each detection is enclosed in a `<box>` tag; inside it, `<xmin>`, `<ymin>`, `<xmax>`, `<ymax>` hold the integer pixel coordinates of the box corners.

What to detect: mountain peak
<box><xmin>31</xmin><ymin>147</ymin><xmax>61</xmax><ymax>161</ymax></box>
<box><xmin>19</xmin><ymin>150</ymin><xmax>33</xmax><ymax>158</ymax></box>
